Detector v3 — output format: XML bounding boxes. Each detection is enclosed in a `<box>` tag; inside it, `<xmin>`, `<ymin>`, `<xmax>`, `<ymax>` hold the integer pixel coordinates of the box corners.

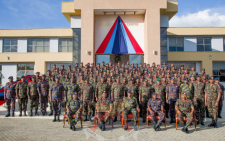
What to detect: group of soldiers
<box><xmin>3</xmin><ymin>61</ymin><xmax>224</xmax><ymax>133</ymax></box>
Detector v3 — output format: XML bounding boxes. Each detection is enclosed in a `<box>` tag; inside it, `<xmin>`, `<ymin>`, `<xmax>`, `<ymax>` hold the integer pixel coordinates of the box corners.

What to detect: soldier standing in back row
<box><xmin>215</xmin><ymin>77</ymin><xmax>225</xmax><ymax>118</ymax></box>
<box><xmin>4</xmin><ymin>76</ymin><xmax>17</xmax><ymax>117</ymax></box>
<box><xmin>27</xmin><ymin>76</ymin><xmax>39</xmax><ymax>116</ymax></box>
<box><xmin>16</xmin><ymin>76</ymin><xmax>28</xmax><ymax>117</ymax></box>
<box><xmin>179</xmin><ymin>77</ymin><xmax>193</xmax><ymax>100</ymax></box>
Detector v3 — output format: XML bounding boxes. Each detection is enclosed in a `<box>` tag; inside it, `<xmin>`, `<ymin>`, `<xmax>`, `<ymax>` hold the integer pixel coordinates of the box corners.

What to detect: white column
<box><xmin>49</xmin><ymin>38</ymin><xmax>59</xmax><ymax>52</ymax></box>
<box><xmin>212</xmin><ymin>37</ymin><xmax>223</xmax><ymax>51</ymax></box>
<box><xmin>184</xmin><ymin>37</ymin><xmax>197</xmax><ymax>51</ymax></box>
<box><xmin>17</xmin><ymin>38</ymin><xmax>27</xmax><ymax>53</ymax></box>
<box><xmin>2</xmin><ymin>64</ymin><xmax>17</xmax><ymax>86</ymax></box>
<box><xmin>0</xmin><ymin>39</ymin><xmax>3</xmax><ymax>53</ymax></box>
<box><xmin>196</xmin><ymin>62</ymin><xmax>200</xmax><ymax>74</ymax></box>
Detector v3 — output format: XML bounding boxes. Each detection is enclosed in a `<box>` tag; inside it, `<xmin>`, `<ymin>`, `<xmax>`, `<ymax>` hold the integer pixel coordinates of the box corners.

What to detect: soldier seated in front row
<box><xmin>148</xmin><ymin>92</ymin><xmax>165</xmax><ymax>131</ymax></box>
<box><xmin>121</xmin><ymin>90</ymin><xmax>140</xmax><ymax>131</ymax></box>
<box><xmin>96</xmin><ymin>91</ymin><xmax>112</xmax><ymax>131</ymax></box>
<box><xmin>66</xmin><ymin>92</ymin><xmax>83</xmax><ymax>131</ymax></box>
<box><xmin>175</xmin><ymin>93</ymin><xmax>194</xmax><ymax>133</ymax></box>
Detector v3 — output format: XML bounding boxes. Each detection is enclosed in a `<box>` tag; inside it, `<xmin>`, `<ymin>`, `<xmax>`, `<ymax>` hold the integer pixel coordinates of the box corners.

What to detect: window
<box><xmin>49</xmin><ymin>63</ymin><xmax>72</xmax><ymax>70</ymax></box>
<box><xmin>129</xmin><ymin>55</ymin><xmax>143</xmax><ymax>66</ymax></box>
<box><xmin>169</xmin><ymin>37</ymin><xmax>184</xmax><ymax>51</ymax></box>
<box><xmin>197</xmin><ymin>37</ymin><xmax>212</xmax><ymax>51</ymax></box>
<box><xmin>0</xmin><ymin>64</ymin><xmax>2</xmax><ymax>86</ymax></box>
<box><xmin>3</xmin><ymin>39</ymin><xmax>17</xmax><ymax>52</ymax></box>
<box><xmin>167</xmin><ymin>62</ymin><xmax>196</xmax><ymax>71</ymax></box>
<box><xmin>96</xmin><ymin>55</ymin><xmax>110</xmax><ymax>65</ymax></box>
<box><xmin>213</xmin><ymin>62</ymin><xmax>225</xmax><ymax>82</ymax></box>
<box><xmin>17</xmin><ymin>63</ymin><xmax>34</xmax><ymax>80</ymax></box>
<box><xmin>224</xmin><ymin>37</ymin><xmax>225</xmax><ymax>51</ymax></box>
<box><xmin>59</xmin><ymin>38</ymin><xmax>73</xmax><ymax>52</ymax></box>
<box><xmin>28</xmin><ymin>38</ymin><xmax>50</xmax><ymax>52</ymax></box>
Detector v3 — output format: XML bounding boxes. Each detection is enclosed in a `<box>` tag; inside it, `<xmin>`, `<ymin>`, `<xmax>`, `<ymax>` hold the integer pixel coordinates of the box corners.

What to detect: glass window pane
<box><xmin>169</xmin><ymin>38</ymin><xmax>176</xmax><ymax>46</ymax></box>
<box><xmin>26</xmin><ymin>64</ymin><xmax>34</xmax><ymax>70</ymax></box>
<box><xmin>177</xmin><ymin>47</ymin><xmax>184</xmax><ymax>51</ymax></box>
<box><xmin>43</xmin><ymin>46</ymin><xmax>49</xmax><ymax>52</ymax></box>
<box><xmin>28</xmin><ymin>39</ymin><xmax>34</xmax><ymax>45</ymax></box>
<box><xmin>18</xmin><ymin>64</ymin><xmax>26</xmax><ymax>70</ymax></box>
<box><xmin>213</xmin><ymin>70</ymin><xmax>219</xmax><ymax>75</ymax></box>
<box><xmin>197</xmin><ymin>38</ymin><xmax>203</xmax><ymax>44</ymax></box>
<box><xmin>35</xmin><ymin>46</ymin><xmax>43</xmax><ymax>52</ymax></box>
<box><xmin>68</xmin><ymin>46</ymin><xmax>72</xmax><ymax>52</ymax></box>
<box><xmin>161</xmin><ymin>47</ymin><xmax>167</xmax><ymax>55</ymax></box>
<box><xmin>43</xmin><ymin>39</ymin><xmax>50</xmax><ymax>46</ymax></box>
<box><xmin>11</xmin><ymin>46</ymin><xmax>17</xmax><ymax>52</ymax></box>
<box><xmin>27</xmin><ymin>46</ymin><xmax>33</xmax><ymax>52</ymax></box>
<box><xmin>3</xmin><ymin>39</ymin><xmax>10</xmax><ymax>45</ymax></box>
<box><xmin>220</xmin><ymin>76</ymin><xmax>225</xmax><ymax>82</ymax></box>
<box><xmin>17</xmin><ymin>71</ymin><xmax>25</xmax><ymax>77</ymax></box>
<box><xmin>205</xmin><ymin>45</ymin><xmax>212</xmax><ymax>51</ymax></box>
<box><xmin>213</xmin><ymin>62</ymin><xmax>218</xmax><ymax>70</ymax></box>
<box><xmin>11</xmin><ymin>39</ymin><xmax>17</xmax><ymax>45</ymax></box>
<box><xmin>197</xmin><ymin>45</ymin><xmax>204</xmax><ymax>51</ymax></box>
<box><xmin>25</xmin><ymin>71</ymin><xmax>34</xmax><ymax>75</ymax></box>
<box><xmin>177</xmin><ymin>37</ymin><xmax>184</xmax><ymax>45</ymax></box>
<box><xmin>59</xmin><ymin>39</ymin><xmax>67</xmax><ymax>46</ymax></box>
<box><xmin>204</xmin><ymin>38</ymin><xmax>211</xmax><ymax>44</ymax></box>
<box><xmin>96</xmin><ymin>55</ymin><xmax>110</xmax><ymax>65</ymax></box>
<box><xmin>67</xmin><ymin>39</ymin><xmax>73</xmax><ymax>46</ymax></box>
<box><xmin>59</xmin><ymin>46</ymin><xmax>67</xmax><ymax>52</ymax></box>
<box><xmin>129</xmin><ymin>55</ymin><xmax>143</xmax><ymax>66</ymax></box>
<box><xmin>3</xmin><ymin>46</ymin><xmax>10</xmax><ymax>52</ymax></box>
<box><xmin>219</xmin><ymin>62</ymin><xmax>225</xmax><ymax>69</ymax></box>
<box><xmin>36</xmin><ymin>39</ymin><xmax>43</xmax><ymax>46</ymax></box>
<box><xmin>169</xmin><ymin>47</ymin><xmax>176</xmax><ymax>51</ymax></box>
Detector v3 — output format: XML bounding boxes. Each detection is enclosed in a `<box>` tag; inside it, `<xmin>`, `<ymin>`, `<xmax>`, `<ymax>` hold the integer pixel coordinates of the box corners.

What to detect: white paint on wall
<box><xmin>17</xmin><ymin>38</ymin><xmax>27</xmax><ymax>53</ymax></box>
<box><xmin>184</xmin><ymin>37</ymin><xmax>197</xmax><ymax>51</ymax></box>
<box><xmin>160</xmin><ymin>15</ymin><xmax>169</xmax><ymax>27</ymax></box>
<box><xmin>196</xmin><ymin>62</ymin><xmax>200</xmax><ymax>74</ymax></box>
<box><xmin>2</xmin><ymin>63</ymin><xmax>17</xmax><ymax>86</ymax></box>
<box><xmin>71</xmin><ymin>15</ymin><xmax>81</xmax><ymax>28</ymax></box>
<box><xmin>50</xmin><ymin>38</ymin><xmax>59</xmax><ymax>52</ymax></box>
<box><xmin>0</xmin><ymin>39</ymin><xmax>2</xmax><ymax>53</ymax></box>
<box><xmin>212</xmin><ymin>37</ymin><xmax>223</xmax><ymax>51</ymax></box>
<box><xmin>95</xmin><ymin>15</ymin><xmax>144</xmax><ymax>52</ymax></box>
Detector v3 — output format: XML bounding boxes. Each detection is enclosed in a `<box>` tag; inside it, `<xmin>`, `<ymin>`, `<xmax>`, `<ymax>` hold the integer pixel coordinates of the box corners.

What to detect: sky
<box><xmin>0</xmin><ymin>0</ymin><xmax>225</xmax><ymax>29</ymax></box>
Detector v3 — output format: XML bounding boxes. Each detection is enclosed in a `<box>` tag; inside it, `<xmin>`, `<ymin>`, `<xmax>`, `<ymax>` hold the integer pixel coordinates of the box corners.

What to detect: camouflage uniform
<box><xmin>139</xmin><ymin>85</ymin><xmax>151</xmax><ymax>117</ymax></box>
<box><xmin>38</xmin><ymin>80</ymin><xmax>49</xmax><ymax>114</ymax></box>
<box><xmin>50</xmin><ymin>83</ymin><xmax>64</xmax><ymax>115</ymax></box>
<box><xmin>126</xmin><ymin>84</ymin><xmax>138</xmax><ymax>100</ymax></box>
<box><xmin>16</xmin><ymin>81</ymin><xmax>28</xmax><ymax>111</ymax></box>
<box><xmin>153</xmin><ymin>84</ymin><xmax>166</xmax><ymax>106</ymax></box>
<box><xmin>96</xmin><ymin>98</ymin><xmax>113</xmax><ymax>124</ymax></box>
<box><xmin>5</xmin><ymin>82</ymin><xmax>16</xmax><ymax>111</ymax></box>
<box><xmin>218</xmin><ymin>83</ymin><xmax>224</xmax><ymax>117</ymax></box>
<box><xmin>111</xmin><ymin>82</ymin><xmax>124</xmax><ymax>116</ymax></box>
<box><xmin>180</xmin><ymin>83</ymin><xmax>193</xmax><ymax>100</ymax></box>
<box><xmin>166</xmin><ymin>83</ymin><xmax>179</xmax><ymax>118</ymax></box>
<box><xmin>148</xmin><ymin>98</ymin><xmax>165</xmax><ymax>124</ymax></box>
<box><xmin>96</xmin><ymin>82</ymin><xmax>108</xmax><ymax>99</ymax></box>
<box><xmin>122</xmin><ymin>97</ymin><xmax>139</xmax><ymax>121</ymax></box>
<box><xmin>205</xmin><ymin>83</ymin><xmax>222</xmax><ymax>121</ymax></box>
<box><xmin>82</xmin><ymin>84</ymin><xmax>94</xmax><ymax>116</ymax></box>
<box><xmin>67</xmin><ymin>98</ymin><xmax>82</xmax><ymax>126</ymax></box>
<box><xmin>65</xmin><ymin>83</ymin><xmax>80</xmax><ymax>102</ymax></box>
<box><xmin>48</xmin><ymin>80</ymin><xmax>55</xmax><ymax>112</ymax></box>
<box><xmin>27</xmin><ymin>81</ymin><xmax>39</xmax><ymax>111</ymax></box>
<box><xmin>175</xmin><ymin>99</ymin><xmax>194</xmax><ymax>125</ymax></box>
<box><xmin>193</xmin><ymin>81</ymin><xmax>205</xmax><ymax>123</ymax></box>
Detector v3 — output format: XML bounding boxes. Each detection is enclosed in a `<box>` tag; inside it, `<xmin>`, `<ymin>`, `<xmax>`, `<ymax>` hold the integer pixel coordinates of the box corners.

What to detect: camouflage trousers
<box><xmin>169</xmin><ymin>99</ymin><xmax>177</xmax><ymax>118</ymax></box>
<box><xmin>68</xmin><ymin>110</ymin><xmax>80</xmax><ymax>126</ymax></box>
<box><xmin>18</xmin><ymin>98</ymin><xmax>28</xmax><ymax>111</ymax></box>
<box><xmin>218</xmin><ymin>97</ymin><xmax>223</xmax><ymax>115</ymax></box>
<box><xmin>193</xmin><ymin>98</ymin><xmax>205</xmax><ymax>122</ymax></box>
<box><xmin>178</xmin><ymin>111</ymin><xmax>193</xmax><ymax>126</ymax></box>
<box><xmin>83</xmin><ymin>100</ymin><xmax>95</xmax><ymax>115</ymax></box>
<box><xmin>30</xmin><ymin>97</ymin><xmax>39</xmax><ymax>111</ymax></box>
<box><xmin>207</xmin><ymin>99</ymin><xmax>218</xmax><ymax>121</ymax></box>
<box><xmin>40</xmin><ymin>96</ymin><xmax>48</xmax><ymax>113</ymax></box>
<box><xmin>140</xmin><ymin>101</ymin><xmax>148</xmax><ymax>118</ymax></box>
<box><xmin>48</xmin><ymin>99</ymin><xmax>53</xmax><ymax>111</ymax></box>
<box><xmin>113</xmin><ymin>100</ymin><xmax>123</xmax><ymax>116</ymax></box>
<box><xmin>149</xmin><ymin>111</ymin><xmax>165</xmax><ymax>124</ymax></box>
<box><xmin>6</xmin><ymin>98</ymin><xmax>15</xmax><ymax>111</ymax></box>
<box><xmin>52</xmin><ymin>99</ymin><xmax>62</xmax><ymax>115</ymax></box>
<box><xmin>97</xmin><ymin>112</ymin><xmax>110</xmax><ymax>124</ymax></box>
<box><xmin>124</xmin><ymin>108</ymin><xmax>138</xmax><ymax>121</ymax></box>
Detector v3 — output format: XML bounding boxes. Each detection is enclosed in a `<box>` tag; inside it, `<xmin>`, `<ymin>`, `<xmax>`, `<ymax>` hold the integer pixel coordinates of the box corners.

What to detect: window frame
<box><xmin>17</xmin><ymin>63</ymin><xmax>35</xmax><ymax>79</ymax></box>
<box><xmin>58</xmin><ymin>38</ymin><xmax>73</xmax><ymax>52</ymax></box>
<box><xmin>3</xmin><ymin>38</ymin><xmax>18</xmax><ymax>53</ymax></box>
<box><xmin>169</xmin><ymin>37</ymin><xmax>184</xmax><ymax>52</ymax></box>
<box><xmin>197</xmin><ymin>37</ymin><xmax>212</xmax><ymax>51</ymax></box>
<box><xmin>27</xmin><ymin>38</ymin><xmax>50</xmax><ymax>52</ymax></box>
<box><xmin>213</xmin><ymin>62</ymin><xmax>225</xmax><ymax>82</ymax></box>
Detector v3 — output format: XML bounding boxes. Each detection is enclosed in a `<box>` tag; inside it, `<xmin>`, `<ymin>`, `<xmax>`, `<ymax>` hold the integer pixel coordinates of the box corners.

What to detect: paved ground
<box><xmin>0</xmin><ymin>99</ymin><xmax>225</xmax><ymax>141</ymax></box>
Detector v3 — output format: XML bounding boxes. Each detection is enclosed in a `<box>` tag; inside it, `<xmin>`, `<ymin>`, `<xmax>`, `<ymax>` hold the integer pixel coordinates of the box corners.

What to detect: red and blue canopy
<box><xmin>96</xmin><ymin>16</ymin><xmax>144</xmax><ymax>55</ymax></box>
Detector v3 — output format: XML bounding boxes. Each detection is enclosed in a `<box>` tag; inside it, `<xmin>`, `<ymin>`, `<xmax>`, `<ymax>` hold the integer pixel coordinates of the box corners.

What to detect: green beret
<box><xmin>156</xmin><ymin>78</ymin><xmax>160</xmax><ymax>82</ymax></box>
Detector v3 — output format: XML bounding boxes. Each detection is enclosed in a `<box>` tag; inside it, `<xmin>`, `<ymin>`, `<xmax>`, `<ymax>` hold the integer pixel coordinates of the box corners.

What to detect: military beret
<box><xmin>214</xmin><ymin>77</ymin><xmax>219</xmax><ymax>81</ymax></box>
<box><xmin>202</xmin><ymin>68</ymin><xmax>205</xmax><ymax>71</ymax></box>
<box><xmin>117</xmin><ymin>76</ymin><xmax>120</xmax><ymax>79</ymax></box>
<box><xmin>183</xmin><ymin>77</ymin><xmax>188</xmax><ymax>81</ymax></box>
<box><xmin>170</xmin><ymin>77</ymin><xmax>174</xmax><ymax>80</ymax></box>
<box><xmin>152</xmin><ymin>92</ymin><xmax>156</xmax><ymax>95</ymax></box>
<box><xmin>191</xmin><ymin>75</ymin><xmax>195</xmax><ymax>77</ymax></box>
<box><xmin>181</xmin><ymin>65</ymin><xmax>184</xmax><ymax>67</ymax></box>
<box><xmin>157</xmin><ymin>64</ymin><xmax>160</xmax><ymax>66</ymax></box>
<box><xmin>21</xmin><ymin>76</ymin><xmax>25</xmax><ymax>78</ymax></box>
<box><xmin>156</xmin><ymin>78</ymin><xmax>160</xmax><ymax>82</ymax></box>
<box><xmin>55</xmin><ymin>76</ymin><xmax>59</xmax><ymax>79</ymax></box>
<box><xmin>164</xmin><ymin>65</ymin><xmax>167</xmax><ymax>67</ymax></box>
<box><xmin>110</xmin><ymin>71</ymin><xmax>114</xmax><ymax>73</ymax></box>
<box><xmin>87</xmin><ymin>62</ymin><xmax>90</xmax><ymax>64</ymax></box>
<box><xmin>72</xmin><ymin>92</ymin><xmax>78</xmax><ymax>96</ymax></box>
<box><xmin>91</xmin><ymin>63</ymin><xmax>94</xmax><ymax>65</ymax></box>
<box><xmin>145</xmin><ymin>79</ymin><xmax>148</xmax><ymax>82</ymax></box>
<box><xmin>196</xmin><ymin>75</ymin><xmax>201</xmax><ymax>77</ymax></box>
<box><xmin>31</xmin><ymin>76</ymin><xmax>35</xmax><ymax>79</ymax></box>
<box><xmin>167</xmin><ymin>72</ymin><xmax>170</xmax><ymax>74</ymax></box>
<box><xmin>209</xmin><ymin>76</ymin><xmax>214</xmax><ymax>80</ymax></box>
<box><xmin>127</xmin><ymin>90</ymin><xmax>131</xmax><ymax>93</ymax></box>
<box><xmin>64</xmin><ymin>73</ymin><xmax>67</xmax><ymax>75</ymax></box>
<box><xmin>148</xmin><ymin>71</ymin><xmax>151</xmax><ymax>73</ymax></box>
<box><xmin>42</xmin><ymin>74</ymin><xmax>46</xmax><ymax>77</ymax></box>
<box><xmin>36</xmin><ymin>72</ymin><xmax>40</xmax><ymax>74</ymax></box>
<box><xmin>61</xmin><ymin>65</ymin><xmax>64</xmax><ymax>66</ymax></box>
<box><xmin>47</xmin><ymin>70</ymin><xmax>50</xmax><ymax>72</ymax></box>
<box><xmin>8</xmin><ymin>76</ymin><xmax>13</xmax><ymax>79</ymax></box>
<box><xmin>182</xmin><ymin>92</ymin><xmax>187</xmax><ymax>95</ymax></box>
<box><xmin>181</xmin><ymin>72</ymin><xmax>185</xmax><ymax>75</ymax></box>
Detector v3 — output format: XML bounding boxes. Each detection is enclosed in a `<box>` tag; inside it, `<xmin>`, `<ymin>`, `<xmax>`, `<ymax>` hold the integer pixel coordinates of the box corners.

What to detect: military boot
<box><xmin>185</xmin><ymin>127</ymin><xmax>189</xmax><ymax>133</ymax></box>
<box><xmin>166</xmin><ymin>111</ymin><xmax>169</xmax><ymax>118</ymax></box>
<box><xmin>218</xmin><ymin>112</ymin><xmax>222</xmax><ymax>118</ymax></box>
<box><xmin>5</xmin><ymin>110</ymin><xmax>10</xmax><ymax>117</ymax></box>
<box><xmin>201</xmin><ymin>121</ymin><xmax>205</xmax><ymax>126</ymax></box>
<box><xmin>208</xmin><ymin>120</ymin><xmax>215</xmax><ymax>127</ymax></box>
<box><xmin>88</xmin><ymin>115</ymin><xmax>93</xmax><ymax>122</ymax></box>
<box><xmin>19</xmin><ymin>111</ymin><xmax>22</xmax><ymax>117</ymax></box>
<box><xmin>72</xmin><ymin>125</ymin><xmax>76</xmax><ymax>131</ymax></box>
<box><xmin>35</xmin><ymin>109</ymin><xmax>39</xmax><ymax>116</ymax></box>
<box><xmin>124</xmin><ymin>120</ymin><xmax>128</xmax><ymax>131</ymax></box>
<box><xmin>98</xmin><ymin>122</ymin><xmax>103</xmax><ymax>130</ymax></box>
<box><xmin>12</xmin><ymin>110</ymin><xmax>15</xmax><ymax>117</ymax></box>
<box><xmin>30</xmin><ymin>110</ymin><xmax>33</xmax><ymax>117</ymax></box>
<box><xmin>24</xmin><ymin>110</ymin><xmax>27</xmax><ymax>116</ymax></box>
<box><xmin>53</xmin><ymin>114</ymin><xmax>56</xmax><ymax>122</ymax></box>
<box><xmin>142</xmin><ymin>117</ymin><xmax>146</xmax><ymax>123</ymax></box>
<box><xmin>102</xmin><ymin>122</ymin><xmax>106</xmax><ymax>131</ymax></box>
<box><xmin>214</xmin><ymin>121</ymin><xmax>218</xmax><ymax>128</ymax></box>
<box><xmin>134</xmin><ymin>121</ymin><xmax>138</xmax><ymax>131</ymax></box>
<box><xmin>169</xmin><ymin>115</ymin><xmax>173</xmax><ymax>124</ymax></box>
<box><xmin>57</xmin><ymin>115</ymin><xmax>60</xmax><ymax>122</ymax></box>
<box><xmin>84</xmin><ymin>115</ymin><xmax>88</xmax><ymax>121</ymax></box>
<box><xmin>48</xmin><ymin>110</ymin><xmax>53</xmax><ymax>116</ymax></box>
<box><xmin>113</xmin><ymin>116</ymin><xmax>117</xmax><ymax>122</ymax></box>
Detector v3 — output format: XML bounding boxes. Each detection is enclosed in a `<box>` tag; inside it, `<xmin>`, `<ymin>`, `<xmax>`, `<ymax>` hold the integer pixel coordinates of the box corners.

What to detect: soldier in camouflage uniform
<box><xmin>126</xmin><ymin>78</ymin><xmax>138</xmax><ymax>100</ymax></box>
<box><xmin>175</xmin><ymin>92</ymin><xmax>194</xmax><ymax>133</ymax></box>
<box><xmin>51</xmin><ymin>64</ymin><xmax>57</xmax><ymax>76</ymax></box>
<box><xmin>153</xmin><ymin>78</ymin><xmax>166</xmax><ymax>107</ymax></box>
<box><xmin>96</xmin><ymin>77</ymin><xmax>108</xmax><ymax>100</ymax></box>
<box><xmin>50</xmin><ymin>76</ymin><xmax>64</xmax><ymax>122</ymax></box>
<box><xmin>81</xmin><ymin>79</ymin><xmax>94</xmax><ymax>122</ymax></box>
<box><xmin>65</xmin><ymin>77</ymin><xmax>80</xmax><ymax>103</ymax></box>
<box><xmin>166</xmin><ymin>78</ymin><xmax>179</xmax><ymax>123</ymax></box>
<box><xmin>148</xmin><ymin>92</ymin><xmax>165</xmax><ymax>131</ymax></box>
<box><xmin>27</xmin><ymin>76</ymin><xmax>39</xmax><ymax>116</ymax></box>
<box><xmin>48</xmin><ymin>75</ymin><xmax>55</xmax><ymax>116</ymax></box>
<box><xmin>215</xmin><ymin>77</ymin><xmax>225</xmax><ymax>118</ymax></box>
<box><xmin>66</xmin><ymin>92</ymin><xmax>83</xmax><ymax>131</ymax></box>
<box><xmin>121</xmin><ymin>90</ymin><xmax>140</xmax><ymax>131</ymax></box>
<box><xmin>16</xmin><ymin>76</ymin><xmax>28</xmax><ymax>116</ymax></box>
<box><xmin>179</xmin><ymin>77</ymin><xmax>193</xmax><ymax>100</ymax></box>
<box><xmin>193</xmin><ymin>75</ymin><xmax>205</xmax><ymax>125</ymax></box>
<box><xmin>96</xmin><ymin>91</ymin><xmax>113</xmax><ymax>131</ymax></box>
<box><xmin>139</xmin><ymin>80</ymin><xmax>151</xmax><ymax>122</ymax></box>
<box><xmin>4</xmin><ymin>76</ymin><xmax>16</xmax><ymax>117</ymax></box>
<box><xmin>205</xmin><ymin>77</ymin><xmax>222</xmax><ymax>128</ymax></box>
<box><xmin>111</xmin><ymin>77</ymin><xmax>125</xmax><ymax>122</ymax></box>
<box><xmin>37</xmin><ymin>74</ymin><xmax>49</xmax><ymax>116</ymax></box>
